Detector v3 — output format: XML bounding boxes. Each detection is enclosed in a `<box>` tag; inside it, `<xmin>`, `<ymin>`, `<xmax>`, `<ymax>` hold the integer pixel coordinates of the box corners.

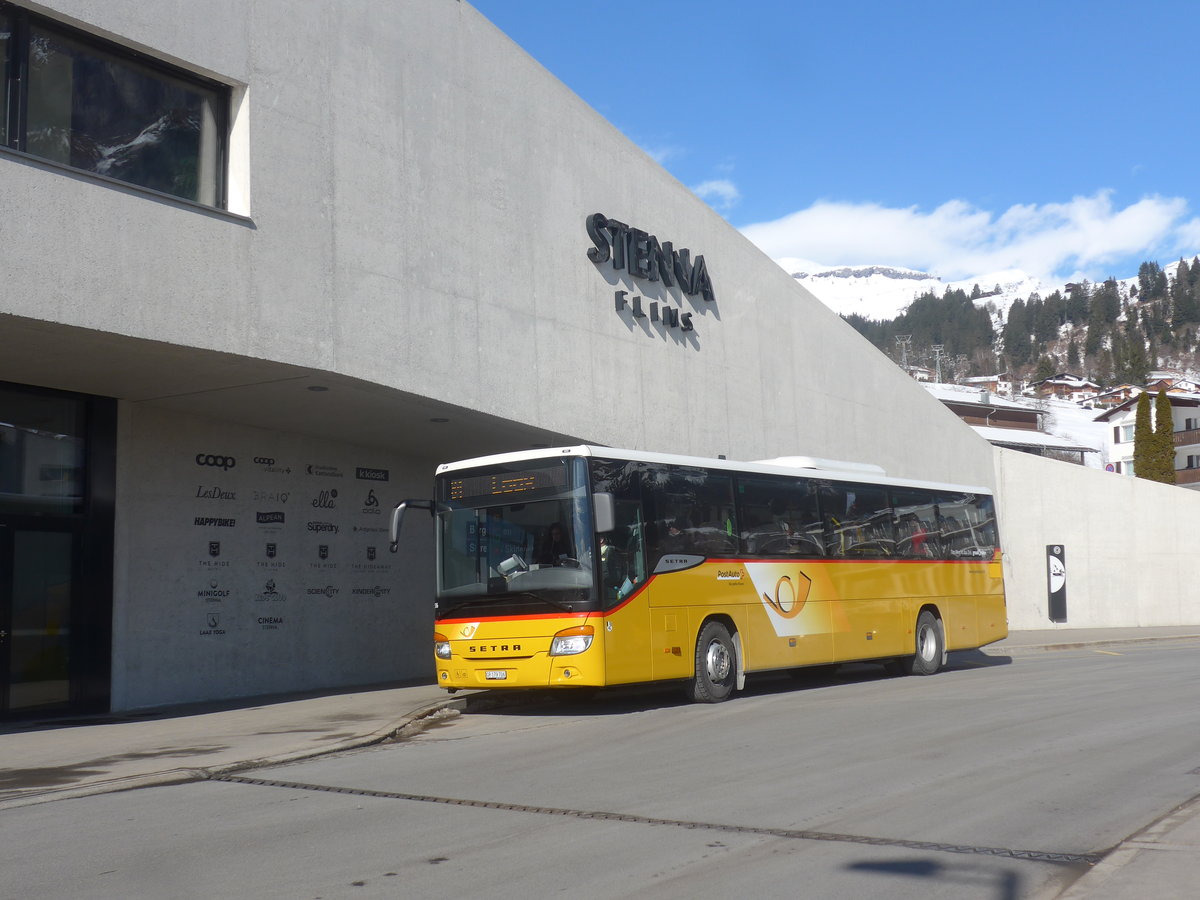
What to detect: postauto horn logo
<box><xmin>196</xmin><ymin>453</ymin><xmax>236</xmax><ymax>471</ymax></box>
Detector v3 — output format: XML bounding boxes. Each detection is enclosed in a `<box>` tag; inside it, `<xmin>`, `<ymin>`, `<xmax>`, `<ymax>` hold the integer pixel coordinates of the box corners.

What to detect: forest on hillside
<box><xmin>842</xmin><ymin>259</ymin><xmax>1200</xmax><ymax>386</ymax></box>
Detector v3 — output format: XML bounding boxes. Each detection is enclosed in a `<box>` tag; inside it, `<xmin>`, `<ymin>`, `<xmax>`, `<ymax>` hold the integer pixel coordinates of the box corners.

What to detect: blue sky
<box><xmin>470</xmin><ymin>0</ymin><xmax>1200</xmax><ymax>284</ymax></box>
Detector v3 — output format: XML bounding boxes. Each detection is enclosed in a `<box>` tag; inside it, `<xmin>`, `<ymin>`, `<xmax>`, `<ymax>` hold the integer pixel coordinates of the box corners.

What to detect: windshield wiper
<box><xmin>438</xmin><ymin>591</ymin><xmax>576</xmax><ymax>616</ymax></box>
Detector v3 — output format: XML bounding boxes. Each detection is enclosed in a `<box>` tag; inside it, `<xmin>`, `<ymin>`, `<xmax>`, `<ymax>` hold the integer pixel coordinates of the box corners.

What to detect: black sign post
<box><xmin>1047</xmin><ymin>544</ymin><xmax>1067</xmax><ymax>623</ymax></box>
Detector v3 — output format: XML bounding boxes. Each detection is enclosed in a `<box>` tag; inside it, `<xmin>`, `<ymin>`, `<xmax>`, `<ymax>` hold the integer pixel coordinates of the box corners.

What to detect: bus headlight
<box><xmin>549</xmin><ymin>625</ymin><xmax>594</xmax><ymax>656</ymax></box>
<box><xmin>434</xmin><ymin>632</ymin><xmax>452</xmax><ymax>660</ymax></box>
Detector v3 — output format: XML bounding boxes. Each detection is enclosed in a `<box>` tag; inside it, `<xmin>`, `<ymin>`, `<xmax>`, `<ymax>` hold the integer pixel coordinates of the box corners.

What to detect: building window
<box><xmin>1118</xmin><ymin>424</ymin><xmax>1135</xmax><ymax>443</ymax></box>
<box><xmin>1</xmin><ymin>4</ymin><xmax>228</xmax><ymax>207</ymax></box>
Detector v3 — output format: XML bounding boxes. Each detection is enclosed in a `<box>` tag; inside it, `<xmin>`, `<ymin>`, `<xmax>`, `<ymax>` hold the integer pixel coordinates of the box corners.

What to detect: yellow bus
<box><xmin>390</xmin><ymin>446</ymin><xmax>1006</xmax><ymax>702</ymax></box>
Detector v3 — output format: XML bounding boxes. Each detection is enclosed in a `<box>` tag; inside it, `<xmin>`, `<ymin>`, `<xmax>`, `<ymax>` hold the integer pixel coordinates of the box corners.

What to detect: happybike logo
<box><xmin>196</xmin><ymin>453</ymin><xmax>236</xmax><ymax>471</ymax></box>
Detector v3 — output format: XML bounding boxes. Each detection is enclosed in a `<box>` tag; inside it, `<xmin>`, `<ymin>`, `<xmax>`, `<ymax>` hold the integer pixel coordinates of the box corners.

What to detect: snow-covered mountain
<box><xmin>777</xmin><ymin>258</ymin><xmax>1054</xmax><ymax>321</ymax></box>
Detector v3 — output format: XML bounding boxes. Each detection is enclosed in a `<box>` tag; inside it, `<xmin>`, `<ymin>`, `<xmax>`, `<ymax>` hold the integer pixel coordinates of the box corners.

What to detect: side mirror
<box><xmin>593</xmin><ymin>491</ymin><xmax>615</xmax><ymax>534</ymax></box>
<box><xmin>389</xmin><ymin>499</ymin><xmax>434</xmax><ymax>552</ymax></box>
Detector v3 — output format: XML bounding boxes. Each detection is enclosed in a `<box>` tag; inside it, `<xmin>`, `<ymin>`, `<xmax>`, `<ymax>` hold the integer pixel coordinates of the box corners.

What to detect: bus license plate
<box><xmin>485</xmin><ymin>670</ymin><xmax>507</xmax><ymax>680</ymax></box>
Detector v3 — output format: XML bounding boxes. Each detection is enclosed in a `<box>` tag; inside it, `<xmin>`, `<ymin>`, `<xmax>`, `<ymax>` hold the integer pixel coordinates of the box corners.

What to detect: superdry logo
<box><xmin>195</xmin><ymin>516</ymin><xmax>236</xmax><ymax>527</ymax></box>
<box><xmin>256</xmin><ymin>512</ymin><xmax>285</xmax><ymax>525</ymax></box>
<box><xmin>355</xmin><ymin>467</ymin><xmax>389</xmax><ymax>482</ymax></box>
<box><xmin>306</xmin><ymin>521</ymin><xmax>339</xmax><ymax>534</ymax></box>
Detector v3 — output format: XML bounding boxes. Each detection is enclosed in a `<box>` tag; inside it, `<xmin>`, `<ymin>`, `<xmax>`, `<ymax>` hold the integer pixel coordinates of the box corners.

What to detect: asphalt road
<box><xmin>3</xmin><ymin>639</ymin><xmax>1197</xmax><ymax>899</ymax></box>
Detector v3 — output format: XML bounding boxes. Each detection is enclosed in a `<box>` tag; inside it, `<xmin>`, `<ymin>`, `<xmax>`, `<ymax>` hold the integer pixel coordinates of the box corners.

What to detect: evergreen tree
<box><xmin>1138</xmin><ymin>261</ymin><xmax>1168</xmax><ymax>301</ymax></box>
<box><xmin>1133</xmin><ymin>391</ymin><xmax>1154</xmax><ymax>479</ymax></box>
<box><xmin>1066</xmin><ymin>337</ymin><xmax>1080</xmax><ymax>368</ymax></box>
<box><xmin>1034</xmin><ymin>356</ymin><xmax>1055</xmax><ymax>382</ymax></box>
<box><xmin>1154</xmin><ymin>389</ymin><xmax>1177</xmax><ymax>484</ymax></box>
<box><xmin>1171</xmin><ymin>258</ymin><xmax>1198</xmax><ymax>327</ymax></box>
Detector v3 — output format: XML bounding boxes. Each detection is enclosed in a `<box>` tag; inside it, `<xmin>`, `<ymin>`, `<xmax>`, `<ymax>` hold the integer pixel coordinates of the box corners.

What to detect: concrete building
<box><xmin>2</xmin><ymin>0</ymin><xmax>1197</xmax><ymax>717</ymax></box>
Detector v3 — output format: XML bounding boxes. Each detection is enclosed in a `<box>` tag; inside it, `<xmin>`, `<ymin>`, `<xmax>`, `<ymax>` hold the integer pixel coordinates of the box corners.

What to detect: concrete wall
<box><xmin>995</xmin><ymin>447</ymin><xmax>1200</xmax><ymax>630</ymax></box>
<box><xmin>3</xmin><ymin>0</ymin><xmax>995</xmax><ymax>490</ymax></box>
<box><xmin>111</xmin><ymin>405</ymin><xmax>435</xmax><ymax>709</ymax></box>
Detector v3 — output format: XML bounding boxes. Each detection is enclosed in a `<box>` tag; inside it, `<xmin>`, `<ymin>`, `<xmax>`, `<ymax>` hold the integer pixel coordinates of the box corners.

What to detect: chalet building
<box><xmin>1088</xmin><ymin>384</ymin><xmax>1142</xmax><ymax>408</ymax></box>
<box><xmin>960</xmin><ymin>374</ymin><xmax>1014</xmax><ymax>396</ymax></box>
<box><xmin>1025</xmin><ymin>373</ymin><xmax>1100</xmax><ymax>403</ymax></box>
<box><xmin>926</xmin><ymin>385</ymin><xmax>1097</xmax><ymax>465</ymax></box>
<box><xmin>1095</xmin><ymin>393</ymin><xmax>1200</xmax><ymax>488</ymax></box>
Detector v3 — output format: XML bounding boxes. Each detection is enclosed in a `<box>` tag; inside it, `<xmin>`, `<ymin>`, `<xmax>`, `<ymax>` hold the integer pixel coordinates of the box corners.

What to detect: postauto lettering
<box><xmin>196</xmin><ymin>453</ymin><xmax>236</xmax><ymax>470</ymax></box>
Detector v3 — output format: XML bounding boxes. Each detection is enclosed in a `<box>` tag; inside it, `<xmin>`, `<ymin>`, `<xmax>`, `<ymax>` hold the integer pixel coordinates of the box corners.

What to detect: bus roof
<box><xmin>435</xmin><ymin>445</ymin><xmax>993</xmax><ymax>496</ymax></box>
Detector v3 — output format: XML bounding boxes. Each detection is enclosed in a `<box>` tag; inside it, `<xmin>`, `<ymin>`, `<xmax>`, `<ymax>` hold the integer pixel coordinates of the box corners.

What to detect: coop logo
<box><xmin>254</xmin><ymin>457</ymin><xmax>292</xmax><ymax>475</ymax></box>
<box><xmin>355</xmin><ymin>467</ymin><xmax>389</xmax><ymax>482</ymax></box>
<box><xmin>194</xmin><ymin>516</ymin><xmax>236</xmax><ymax>527</ymax></box>
<box><xmin>196</xmin><ymin>453</ymin><xmax>236</xmax><ymax>470</ymax></box>
<box><xmin>256</xmin><ymin>512</ymin><xmax>285</xmax><ymax>525</ymax></box>
<box><xmin>351</xmin><ymin>585</ymin><xmax>392</xmax><ymax>597</ymax></box>
<box><xmin>306</xmin><ymin>585</ymin><xmax>340</xmax><ymax>598</ymax></box>
<box><xmin>306</xmin><ymin>521</ymin><xmax>339</xmax><ymax>534</ymax></box>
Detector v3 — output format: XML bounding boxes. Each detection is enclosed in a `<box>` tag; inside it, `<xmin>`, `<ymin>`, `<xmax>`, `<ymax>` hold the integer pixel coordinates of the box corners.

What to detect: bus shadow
<box><xmin>465</xmin><ymin>650</ymin><xmax>1013</xmax><ymax>716</ymax></box>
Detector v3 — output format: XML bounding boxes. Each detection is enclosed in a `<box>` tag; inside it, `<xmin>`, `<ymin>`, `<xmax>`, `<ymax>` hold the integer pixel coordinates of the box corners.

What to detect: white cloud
<box><xmin>692</xmin><ymin>179</ymin><xmax>741</xmax><ymax>212</ymax></box>
<box><xmin>641</xmin><ymin>144</ymin><xmax>684</xmax><ymax>165</ymax></box>
<box><xmin>739</xmin><ymin>192</ymin><xmax>1198</xmax><ymax>282</ymax></box>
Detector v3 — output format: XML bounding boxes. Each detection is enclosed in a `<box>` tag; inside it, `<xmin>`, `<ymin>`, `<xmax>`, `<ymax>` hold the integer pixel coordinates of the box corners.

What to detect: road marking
<box><xmin>1092</xmin><ymin>649</ymin><xmax>1123</xmax><ymax>656</ymax></box>
<box><xmin>211</xmin><ymin>774</ymin><xmax>1105</xmax><ymax>866</ymax></box>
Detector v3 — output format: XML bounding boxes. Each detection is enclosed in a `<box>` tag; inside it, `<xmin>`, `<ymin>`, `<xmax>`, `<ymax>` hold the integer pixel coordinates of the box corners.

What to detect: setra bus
<box><xmin>389</xmin><ymin>445</ymin><xmax>1006</xmax><ymax>702</ymax></box>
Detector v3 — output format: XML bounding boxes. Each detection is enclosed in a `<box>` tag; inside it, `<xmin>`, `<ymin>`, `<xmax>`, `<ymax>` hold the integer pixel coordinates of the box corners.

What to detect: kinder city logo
<box><xmin>351</xmin><ymin>585</ymin><xmax>392</xmax><ymax>597</ymax></box>
<box><xmin>196</xmin><ymin>453</ymin><xmax>236</xmax><ymax>470</ymax></box>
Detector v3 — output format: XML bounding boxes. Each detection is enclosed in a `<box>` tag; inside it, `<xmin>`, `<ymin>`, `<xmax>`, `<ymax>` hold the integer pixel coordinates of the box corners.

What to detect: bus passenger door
<box><xmin>601</xmin><ymin>504</ymin><xmax>652</xmax><ymax>685</ymax></box>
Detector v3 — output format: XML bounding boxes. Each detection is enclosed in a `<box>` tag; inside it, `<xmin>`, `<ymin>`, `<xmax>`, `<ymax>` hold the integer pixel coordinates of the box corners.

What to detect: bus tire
<box><xmin>690</xmin><ymin>621</ymin><xmax>737</xmax><ymax>703</ymax></box>
<box><xmin>907</xmin><ymin>610</ymin><xmax>943</xmax><ymax>676</ymax></box>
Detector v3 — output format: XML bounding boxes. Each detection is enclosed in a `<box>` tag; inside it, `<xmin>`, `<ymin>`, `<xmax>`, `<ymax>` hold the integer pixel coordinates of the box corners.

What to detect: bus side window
<box><xmin>819</xmin><ymin>483</ymin><xmax>851</xmax><ymax>557</ymax></box>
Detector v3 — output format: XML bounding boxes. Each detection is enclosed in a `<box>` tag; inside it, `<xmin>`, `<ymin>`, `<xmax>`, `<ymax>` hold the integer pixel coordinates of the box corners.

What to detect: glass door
<box><xmin>0</xmin><ymin>523</ymin><xmax>80</xmax><ymax>713</ymax></box>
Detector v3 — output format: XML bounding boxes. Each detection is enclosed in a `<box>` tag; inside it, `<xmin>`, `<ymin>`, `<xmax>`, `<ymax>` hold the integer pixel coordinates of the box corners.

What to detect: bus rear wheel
<box><xmin>690</xmin><ymin>621</ymin><xmax>736</xmax><ymax>703</ymax></box>
<box><xmin>906</xmin><ymin>610</ymin><xmax>944</xmax><ymax>676</ymax></box>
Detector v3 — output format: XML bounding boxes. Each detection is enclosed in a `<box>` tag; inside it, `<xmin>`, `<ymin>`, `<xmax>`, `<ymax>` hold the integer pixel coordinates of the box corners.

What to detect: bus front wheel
<box><xmin>690</xmin><ymin>621</ymin><xmax>737</xmax><ymax>703</ymax></box>
<box><xmin>907</xmin><ymin>610</ymin><xmax>944</xmax><ymax>676</ymax></box>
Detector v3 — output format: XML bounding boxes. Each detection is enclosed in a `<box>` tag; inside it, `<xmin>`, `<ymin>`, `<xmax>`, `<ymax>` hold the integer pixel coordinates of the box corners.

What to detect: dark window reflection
<box><xmin>1</xmin><ymin>14</ymin><xmax>10</xmax><ymax>146</ymax></box>
<box><xmin>24</xmin><ymin>25</ymin><xmax>222</xmax><ymax>205</ymax></box>
<box><xmin>0</xmin><ymin>385</ymin><xmax>85</xmax><ymax>515</ymax></box>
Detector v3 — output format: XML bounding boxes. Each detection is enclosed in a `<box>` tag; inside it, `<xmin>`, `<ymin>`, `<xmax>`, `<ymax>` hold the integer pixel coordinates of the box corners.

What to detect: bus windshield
<box><xmin>435</xmin><ymin>457</ymin><xmax>596</xmax><ymax>609</ymax></box>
